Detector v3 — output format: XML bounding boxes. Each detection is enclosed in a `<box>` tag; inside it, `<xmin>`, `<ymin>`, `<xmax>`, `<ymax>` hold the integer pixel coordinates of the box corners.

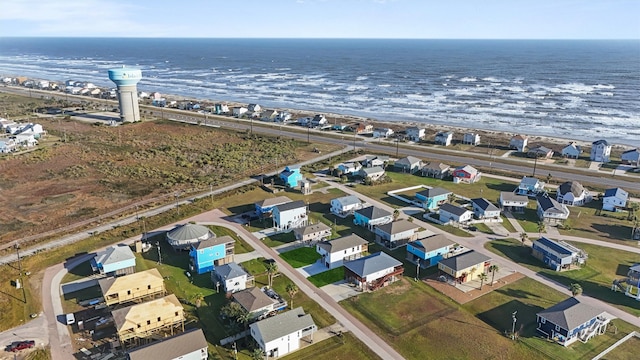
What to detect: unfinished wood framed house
<box><xmin>99</xmin><ymin>268</ymin><xmax>166</xmax><ymax>307</ymax></box>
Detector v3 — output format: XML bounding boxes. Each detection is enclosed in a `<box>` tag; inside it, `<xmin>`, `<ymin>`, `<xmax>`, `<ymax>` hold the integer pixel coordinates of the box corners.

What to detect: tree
<box><xmin>478</xmin><ymin>273</ymin><xmax>488</xmax><ymax>290</ymax></box>
<box><xmin>546</xmin><ymin>173</ymin><xmax>553</xmax><ymax>185</ymax></box>
<box><xmin>251</xmin><ymin>348</ymin><xmax>265</xmax><ymax>360</ymax></box>
<box><xmin>570</xmin><ymin>283</ymin><xmax>583</xmax><ymax>296</ymax></box>
<box><xmin>393</xmin><ymin>209</ymin><xmax>400</xmax><ymax>221</ymax></box>
<box><xmin>191</xmin><ymin>292</ymin><xmax>205</xmax><ymax>308</ymax></box>
<box><xmin>286</xmin><ymin>283</ymin><xmax>299</xmax><ymax>309</ymax></box>
<box><xmin>266</xmin><ymin>262</ymin><xmax>278</xmax><ymax>288</ymax></box>
<box><xmin>520</xmin><ymin>232</ymin><xmax>528</xmax><ymax>247</ymax></box>
<box><xmin>447</xmin><ymin>193</ymin><xmax>456</xmax><ymax>204</ymax></box>
<box><xmin>537</xmin><ymin>221</ymin><xmax>546</xmax><ymax>235</ymax></box>
<box><xmin>489</xmin><ymin>264</ymin><xmax>500</xmax><ymax>285</ymax></box>
<box><xmin>221</xmin><ymin>302</ymin><xmax>244</xmax><ymax>320</ymax></box>
<box><xmin>237</xmin><ymin>309</ymin><xmax>252</xmax><ymax>331</ymax></box>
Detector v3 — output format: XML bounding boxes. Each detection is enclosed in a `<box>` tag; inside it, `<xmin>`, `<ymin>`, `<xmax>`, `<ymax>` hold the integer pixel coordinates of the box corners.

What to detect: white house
<box><xmin>406</xmin><ymin>127</ymin><xmax>425</xmax><ymax>142</ymax></box>
<box><xmin>435</xmin><ymin>131</ymin><xmax>453</xmax><ymax>146</ymax></box>
<box><xmin>310</xmin><ymin>114</ymin><xmax>328</xmax><ymax>127</ymax></box>
<box><xmin>14</xmin><ymin>134</ymin><xmax>38</xmax><ymax>147</ymax></box>
<box><xmin>0</xmin><ymin>138</ymin><xmax>17</xmax><ymax>153</ymax></box>
<box><xmin>438</xmin><ymin>203</ymin><xmax>473</xmax><ymax>224</ymax></box>
<box><xmin>250</xmin><ymin>307</ymin><xmax>316</xmax><ymax>359</ymax></box>
<box><xmin>358</xmin><ymin>166</ymin><xmax>386</xmax><ymax>181</ymax></box>
<box><xmin>272</xmin><ymin>200</ymin><xmax>307</xmax><ymax>231</ymax></box>
<box><xmin>516</xmin><ymin>176</ymin><xmax>546</xmax><ymax>197</ymax></box>
<box><xmin>361</xmin><ymin>155</ymin><xmax>389</xmax><ymax>168</ymax></box>
<box><xmin>471</xmin><ymin>198</ymin><xmax>501</xmax><ymax>219</ymax></box>
<box><xmin>556</xmin><ymin>181</ymin><xmax>591</xmax><ymax>206</ymax></box>
<box><xmin>247</xmin><ymin>104</ymin><xmax>262</xmax><ymax>113</ymax></box>
<box><xmin>462</xmin><ymin>133</ymin><xmax>480</xmax><ymax>146</ymax></box>
<box><xmin>261</xmin><ymin>110</ymin><xmax>279</xmax><ymax>122</ymax></box>
<box><xmin>373</xmin><ymin>128</ymin><xmax>394</xmax><ymax>138</ymax></box>
<box><xmin>621</xmin><ymin>148</ymin><xmax>640</xmax><ymax>166</ymax></box>
<box><xmin>213</xmin><ymin>262</ymin><xmax>252</xmax><ymax>293</ymax></box>
<box><xmin>537</xmin><ymin>194</ymin><xmax>570</xmax><ymax>224</ymax></box>
<box><xmin>232</xmin><ymin>107</ymin><xmax>248</xmax><ymax>117</ymax></box>
<box><xmin>343</xmin><ymin>252</ymin><xmax>403</xmax><ymax>291</ymax></box>
<box><xmin>499</xmin><ymin>192</ymin><xmax>529</xmax><ymax>212</ymax></box>
<box><xmin>293</xmin><ymin>222</ymin><xmax>332</xmax><ymax>242</ymax></box>
<box><xmin>590</xmin><ymin>139</ymin><xmax>611</xmax><ymax>163</ymax></box>
<box><xmin>336</xmin><ymin>161</ymin><xmax>361</xmax><ymax>175</ymax></box>
<box><xmin>127</xmin><ymin>329</ymin><xmax>209</xmax><ymax>360</ymax></box>
<box><xmin>510</xmin><ymin>135</ymin><xmax>528</xmax><ymax>152</ymax></box>
<box><xmin>375</xmin><ymin>220</ymin><xmax>420</xmax><ymax>248</ymax></box>
<box><xmin>602</xmin><ymin>188</ymin><xmax>628</xmax><ymax>212</ymax></box>
<box><xmin>316</xmin><ymin>234</ymin><xmax>369</xmax><ymax>268</ymax></box>
<box><xmin>561</xmin><ymin>142</ymin><xmax>582</xmax><ymax>159</ymax></box>
<box><xmin>330</xmin><ymin>195</ymin><xmax>364</xmax><ymax>216</ymax></box>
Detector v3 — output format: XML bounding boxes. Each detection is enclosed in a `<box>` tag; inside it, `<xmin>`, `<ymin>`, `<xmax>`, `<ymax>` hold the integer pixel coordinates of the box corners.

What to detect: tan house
<box><xmin>293</xmin><ymin>222</ymin><xmax>332</xmax><ymax>242</ymax></box>
<box><xmin>99</xmin><ymin>268</ymin><xmax>166</xmax><ymax>306</ymax></box>
<box><xmin>113</xmin><ymin>294</ymin><xmax>184</xmax><ymax>348</ymax></box>
<box><xmin>438</xmin><ymin>250</ymin><xmax>491</xmax><ymax>284</ymax></box>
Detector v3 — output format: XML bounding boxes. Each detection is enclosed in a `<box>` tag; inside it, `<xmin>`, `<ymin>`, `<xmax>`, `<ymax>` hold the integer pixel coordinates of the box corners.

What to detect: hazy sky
<box><xmin>1</xmin><ymin>0</ymin><xmax>638</xmax><ymax>39</ymax></box>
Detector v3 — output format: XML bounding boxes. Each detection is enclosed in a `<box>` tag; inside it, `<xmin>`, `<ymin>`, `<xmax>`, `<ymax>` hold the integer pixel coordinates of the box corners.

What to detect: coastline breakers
<box><xmin>1</xmin><ymin>38</ymin><xmax>639</xmax><ymax>147</ymax></box>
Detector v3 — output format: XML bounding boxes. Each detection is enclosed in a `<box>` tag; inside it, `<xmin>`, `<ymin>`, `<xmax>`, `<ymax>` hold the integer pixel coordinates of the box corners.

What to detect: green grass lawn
<box><xmin>510</xmin><ymin>207</ymin><xmax>545</xmax><ymax>233</ymax></box>
<box><xmin>280</xmin><ymin>247</ymin><xmax>321</xmax><ymax>268</ymax></box>
<box><xmin>308</xmin><ymin>267</ymin><xmax>344</xmax><ymax>287</ymax></box>
<box><xmin>341</xmin><ymin>278</ymin><xmax>544</xmax><ymax>359</ymax></box>
<box><xmin>472</xmin><ymin>223</ymin><xmax>494</xmax><ymax>234</ymax></box>
<box><xmin>208</xmin><ymin>225</ymin><xmax>254</xmax><ymax>254</ymax></box>
<box><xmin>60</xmin><ymin>286</ymin><xmax>103</xmax><ymax>314</ymax></box>
<box><xmin>61</xmin><ymin>259</ymin><xmax>95</xmax><ymax>283</ymax></box>
<box><xmin>280</xmin><ymin>331</ymin><xmax>381</xmax><ymax>360</ymax></box>
<box><xmin>501</xmin><ymin>215</ymin><xmax>518</xmax><ymax>233</ymax></box>
<box><xmin>262</xmin><ymin>232</ymin><xmax>296</xmax><ymax>247</ymax></box>
<box><xmin>465</xmin><ymin>277</ymin><xmax>638</xmax><ymax>360</ymax></box>
<box><xmin>600</xmin><ymin>336</ymin><xmax>640</xmax><ymax>360</ymax></box>
<box><xmin>557</xmin><ymin>200</ymin><xmax>637</xmax><ymax>244</ymax></box>
<box><xmin>485</xmin><ymin>238</ymin><xmax>640</xmax><ymax>316</ymax></box>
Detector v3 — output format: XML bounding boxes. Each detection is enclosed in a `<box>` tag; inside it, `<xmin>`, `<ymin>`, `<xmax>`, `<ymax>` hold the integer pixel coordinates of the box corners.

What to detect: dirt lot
<box><xmin>0</xmin><ymin>117</ymin><xmax>334</xmax><ymax>246</ymax></box>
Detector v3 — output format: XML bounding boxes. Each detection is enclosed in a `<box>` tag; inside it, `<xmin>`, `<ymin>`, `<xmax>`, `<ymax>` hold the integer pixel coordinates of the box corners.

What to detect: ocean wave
<box><xmin>459</xmin><ymin>77</ymin><xmax>477</xmax><ymax>82</ymax></box>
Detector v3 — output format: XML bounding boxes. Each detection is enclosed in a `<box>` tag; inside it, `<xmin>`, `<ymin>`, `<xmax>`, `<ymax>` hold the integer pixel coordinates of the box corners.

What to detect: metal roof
<box><xmin>214</xmin><ymin>262</ymin><xmax>247</xmax><ymax>281</ymax></box>
<box><xmin>317</xmin><ymin>234</ymin><xmax>368</xmax><ymax>254</ymax></box>
<box><xmin>250</xmin><ymin>307</ymin><xmax>316</xmax><ymax>344</ymax></box>
<box><xmin>500</xmin><ymin>192</ymin><xmax>529</xmax><ymax>203</ymax></box>
<box><xmin>344</xmin><ymin>252</ymin><xmax>402</xmax><ymax>277</ymax></box>
<box><xmin>94</xmin><ymin>245</ymin><xmax>135</xmax><ymax>266</ymax></box>
<box><xmin>167</xmin><ymin>224</ymin><xmax>214</xmax><ymax>243</ymax></box>
<box><xmin>438</xmin><ymin>250</ymin><xmax>491</xmax><ymax>271</ymax></box>
<box><xmin>533</xmin><ymin>237</ymin><xmax>576</xmax><ymax>257</ymax></box>
<box><xmin>376</xmin><ymin>220</ymin><xmax>420</xmax><ymax>235</ymax></box>
<box><xmin>439</xmin><ymin>203</ymin><xmax>472</xmax><ymax>217</ymax></box>
<box><xmin>193</xmin><ymin>235</ymin><xmax>235</xmax><ymax>250</ymax></box>
<box><xmin>275</xmin><ymin>200</ymin><xmax>306</xmax><ymax>212</ymax></box>
<box><xmin>416</xmin><ymin>187</ymin><xmax>451</xmax><ymax>198</ymax></box>
<box><xmin>471</xmin><ymin>198</ymin><xmax>500</xmax><ymax>212</ymax></box>
<box><xmin>333</xmin><ymin>195</ymin><xmax>362</xmax><ymax>207</ymax></box>
<box><xmin>410</xmin><ymin>234</ymin><xmax>455</xmax><ymax>252</ymax></box>
<box><xmin>127</xmin><ymin>328</ymin><xmax>207</xmax><ymax>360</ymax></box>
<box><xmin>355</xmin><ymin>206</ymin><xmax>392</xmax><ymax>220</ymax></box>
<box><xmin>255</xmin><ymin>196</ymin><xmax>292</xmax><ymax>208</ymax></box>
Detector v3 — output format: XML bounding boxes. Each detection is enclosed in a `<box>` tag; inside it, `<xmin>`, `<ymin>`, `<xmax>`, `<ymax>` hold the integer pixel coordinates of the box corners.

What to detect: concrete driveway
<box><xmin>321</xmin><ymin>280</ymin><xmax>362</xmax><ymax>302</ymax></box>
<box><xmin>297</xmin><ymin>260</ymin><xmax>329</xmax><ymax>277</ymax></box>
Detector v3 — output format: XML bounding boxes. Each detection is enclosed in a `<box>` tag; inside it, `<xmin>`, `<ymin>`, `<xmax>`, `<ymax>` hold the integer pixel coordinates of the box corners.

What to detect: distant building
<box><xmin>621</xmin><ymin>148</ymin><xmax>640</xmax><ymax>166</ymax></box>
<box><xmin>509</xmin><ymin>135</ymin><xmax>528</xmax><ymax>152</ymax></box>
<box><xmin>462</xmin><ymin>133</ymin><xmax>480</xmax><ymax>146</ymax></box>
<box><xmin>373</xmin><ymin>127</ymin><xmax>394</xmax><ymax>138</ymax></box>
<box><xmin>421</xmin><ymin>162</ymin><xmax>450</xmax><ymax>179</ymax></box>
<box><xmin>590</xmin><ymin>139</ymin><xmax>611</xmax><ymax>163</ymax></box>
<box><xmin>561</xmin><ymin>142</ymin><xmax>582</xmax><ymax>159</ymax></box>
<box><xmin>452</xmin><ymin>165</ymin><xmax>481</xmax><ymax>184</ymax></box>
<box><xmin>515</xmin><ymin>176</ymin><xmax>545</xmax><ymax>197</ymax></box>
<box><xmin>435</xmin><ymin>131</ymin><xmax>453</xmax><ymax>146</ymax></box>
<box><xmin>406</xmin><ymin>127</ymin><xmax>426</xmax><ymax>142</ymax></box>
<box><xmin>602</xmin><ymin>188</ymin><xmax>628</xmax><ymax>212</ymax></box>
<box><xmin>527</xmin><ymin>145</ymin><xmax>554</xmax><ymax>159</ymax></box>
<box><xmin>279</xmin><ymin>165</ymin><xmax>303</xmax><ymax>188</ymax></box>
<box><xmin>394</xmin><ymin>156</ymin><xmax>423</xmax><ymax>173</ymax></box>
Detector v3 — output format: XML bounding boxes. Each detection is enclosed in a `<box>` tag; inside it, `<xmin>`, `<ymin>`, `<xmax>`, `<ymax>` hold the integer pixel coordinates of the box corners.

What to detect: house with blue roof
<box><xmin>189</xmin><ymin>235</ymin><xmax>235</xmax><ymax>274</ymax></box>
<box><xmin>415</xmin><ymin>187</ymin><xmax>452</xmax><ymax>210</ymax></box>
<box><xmin>344</xmin><ymin>252</ymin><xmax>404</xmax><ymax>291</ymax></box>
<box><xmin>406</xmin><ymin>234</ymin><xmax>456</xmax><ymax>268</ymax></box>
<box><xmin>279</xmin><ymin>165</ymin><xmax>303</xmax><ymax>188</ymax></box>
<box><xmin>532</xmin><ymin>237</ymin><xmax>587</xmax><ymax>271</ymax></box>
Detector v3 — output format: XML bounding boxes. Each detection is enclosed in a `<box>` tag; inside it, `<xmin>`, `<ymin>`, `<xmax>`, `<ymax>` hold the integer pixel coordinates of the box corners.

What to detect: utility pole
<box><xmin>415</xmin><ymin>259</ymin><xmax>420</xmax><ymax>281</ymax></box>
<box><xmin>532</xmin><ymin>155</ymin><xmax>538</xmax><ymax>177</ymax></box>
<box><xmin>307</xmin><ymin>125</ymin><xmax>310</xmax><ymax>144</ymax></box>
<box><xmin>175</xmin><ymin>193</ymin><xmax>180</xmax><ymax>216</ymax></box>
<box><xmin>511</xmin><ymin>311</ymin><xmax>518</xmax><ymax>340</ymax></box>
<box><xmin>156</xmin><ymin>242</ymin><xmax>162</xmax><ymax>265</ymax></box>
<box><xmin>396</xmin><ymin>139</ymin><xmax>400</xmax><ymax>158</ymax></box>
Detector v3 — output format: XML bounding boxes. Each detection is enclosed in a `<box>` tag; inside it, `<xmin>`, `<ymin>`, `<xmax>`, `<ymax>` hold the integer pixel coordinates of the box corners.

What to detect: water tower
<box><xmin>108</xmin><ymin>66</ymin><xmax>142</xmax><ymax>122</ymax></box>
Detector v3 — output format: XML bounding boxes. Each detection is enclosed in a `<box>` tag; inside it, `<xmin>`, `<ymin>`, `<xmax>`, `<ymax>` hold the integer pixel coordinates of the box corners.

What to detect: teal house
<box><xmin>415</xmin><ymin>187</ymin><xmax>452</xmax><ymax>210</ymax></box>
<box><xmin>279</xmin><ymin>165</ymin><xmax>303</xmax><ymax>188</ymax></box>
<box><xmin>189</xmin><ymin>235</ymin><xmax>235</xmax><ymax>274</ymax></box>
<box><xmin>406</xmin><ymin>234</ymin><xmax>455</xmax><ymax>267</ymax></box>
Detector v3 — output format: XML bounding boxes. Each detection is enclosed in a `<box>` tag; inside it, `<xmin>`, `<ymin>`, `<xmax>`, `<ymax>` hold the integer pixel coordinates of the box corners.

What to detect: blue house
<box><xmin>406</xmin><ymin>234</ymin><xmax>455</xmax><ymax>267</ymax></box>
<box><xmin>279</xmin><ymin>166</ymin><xmax>303</xmax><ymax>188</ymax></box>
<box><xmin>91</xmin><ymin>245</ymin><xmax>136</xmax><ymax>276</ymax></box>
<box><xmin>415</xmin><ymin>187</ymin><xmax>452</xmax><ymax>210</ymax></box>
<box><xmin>189</xmin><ymin>235</ymin><xmax>235</xmax><ymax>274</ymax></box>
<box><xmin>536</xmin><ymin>297</ymin><xmax>611</xmax><ymax>347</ymax></box>
<box><xmin>353</xmin><ymin>206</ymin><xmax>393</xmax><ymax>230</ymax></box>
<box><xmin>531</xmin><ymin>237</ymin><xmax>586</xmax><ymax>271</ymax></box>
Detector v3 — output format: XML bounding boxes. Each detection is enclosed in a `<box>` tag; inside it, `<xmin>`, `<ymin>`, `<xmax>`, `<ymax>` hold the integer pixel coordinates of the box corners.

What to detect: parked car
<box><xmin>6</xmin><ymin>340</ymin><xmax>35</xmax><ymax>352</ymax></box>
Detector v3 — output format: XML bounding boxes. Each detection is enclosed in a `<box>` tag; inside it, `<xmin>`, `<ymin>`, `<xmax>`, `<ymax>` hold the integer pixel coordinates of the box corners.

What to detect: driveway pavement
<box><xmin>321</xmin><ymin>281</ymin><xmax>362</xmax><ymax>302</ymax></box>
<box><xmin>297</xmin><ymin>260</ymin><xmax>328</xmax><ymax>277</ymax></box>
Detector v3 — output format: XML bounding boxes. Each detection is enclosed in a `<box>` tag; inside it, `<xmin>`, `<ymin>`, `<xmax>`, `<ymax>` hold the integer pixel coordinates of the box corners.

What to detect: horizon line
<box><xmin>1</xmin><ymin>36</ymin><xmax>639</xmax><ymax>41</ymax></box>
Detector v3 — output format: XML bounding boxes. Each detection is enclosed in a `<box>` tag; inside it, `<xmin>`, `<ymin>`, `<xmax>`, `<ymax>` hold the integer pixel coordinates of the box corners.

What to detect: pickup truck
<box><xmin>6</xmin><ymin>340</ymin><xmax>35</xmax><ymax>352</ymax></box>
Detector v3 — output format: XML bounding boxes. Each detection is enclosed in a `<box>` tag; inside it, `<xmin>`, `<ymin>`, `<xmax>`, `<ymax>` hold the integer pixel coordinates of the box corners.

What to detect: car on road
<box><xmin>6</xmin><ymin>340</ymin><xmax>35</xmax><ymax>352</ymax></box>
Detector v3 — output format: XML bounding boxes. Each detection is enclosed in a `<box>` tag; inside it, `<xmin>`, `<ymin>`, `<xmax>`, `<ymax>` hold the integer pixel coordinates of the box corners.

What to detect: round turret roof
<box><xmin>166</xmin><ymin>223</ymin><xmax>215</xmax><ymax>248</ymax></box>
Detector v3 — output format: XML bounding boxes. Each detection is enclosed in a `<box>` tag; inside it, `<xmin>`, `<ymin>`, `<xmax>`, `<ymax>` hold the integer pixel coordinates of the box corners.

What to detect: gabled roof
<box><xmin>592</xmin><ymin>139</ymin><xmax>609</xmax><ymax>146</ymax></box>
<box><xmin>454</xmin><ymin>165</ymin><xmax>478</xmax><ymax>175</ymax></box>
<box><xmin>317</xmin><ymin>234</ymin><xmax>368</xmax><ymax>254</ymax></box>
<box><xmin>112</xmin><ymin>294</ymin><xmax>182</xmax><ymax>332</ymax></box>
<box><xmin>344</xmin><ymin>252</ymin><xmax>402</xmax><ymax>277</ymax></box>
<box><xmin>422</xmin><ymin>162</ymin><xmax>450</xmax><ymax>172</ymax></box>
<box><xmin>127</xmin><ymin>328</ymin><xmax>208</xmax><ymax>360</ymax></box>
<box><xmin>537</xmin><ymin>297</ymin><xmax>606</xmax><ymax>331</ymax></box>
<box><xmin>409</xmin><ymin>234</ymin><xmax>455</xmax><ymax>253</ymax></box>
<box><xmin>511</xmin><ymin>134</ymin><xmax>527</xmax><ymax>140</ymax></box>
<box><xmin>233</xmin><ymin>287</ymin><xmax>277</xmax><ymax>312</ymax></box>
<box><xmin>293</xmin><ymin>222</ymin><xmax>331</xmax><ymax>236</ymax></box>
<box><xmin>562</xmin><ymin>142</ymin><xmax>581</xmax><ymax>152</ymax></box>
<box><xmin>520</xmin><ymin>176</ymin><xmax>541</xmax><ymax>187</ymax></box>
<box><xmin>500</xmin><ymin>192</ymin><xmax>529</xmax><ymax>203</ymax></box>
<box><xmin>275</xmin><ymin>200</ymin><xmax>306</xmax><ymax>212</ymax></box>
<box><xmin>355</xmin><ymin>206</ymin><xmax>392</xmax><ymax>220</ymax></box>
<box><xmin>94</xmin><ymin>245</ymin><xmax>135</xmax><ymax>266</ymax></box>
<box><xmin>533</xmin><ymin>237</ymin><xmax>575</xmax><ymax>257</ymax></box>
<box><xmin>528</xmin><ymin>145</ymin><xmax>553</xmax><ymax>155</ymax></box>
<box><xmin>622</xmin><ymin>148</ymin><xmax>640</xmax><ymax>155</ymax></box>
<box><xmin>360</xmin><ymin>166</ymin><xmax>385</xmax><ymax>175</ymax></box>
<box><xmin>333</xmin><ymin>195</ymin><xmax>362</xmax><ymax>207</ymax></box>
<box><xmin>395</xmin><ymin>156</ymin><xmax>422</xmax><ymax>166</ymax></box>
<box><xmin>416</xmin><ymin>187</ymin><xmax>451</xmax><ymax>198</ymax></box>
<box><xmin>603</xmin><ymin>188</ymin><xmax>628</xmax><ymax>199</ymax></box>
<box><xmin>537</xmin><ymin>195</ymin><xmax>568</xmax><ymax>214</ymax></box>
<box><xmin>439</xmin><ymin>250</ymin><xmax>491</xmax><ymax>271</ymax></box>
<box><xmin>192</xmin><ymin>235</ymin><xmax>234</xmax><ymax>250</ymax></box>
<box><xmin>98</xmin><ymin>268</ymin><xmax>163</xmax><ymax>295</ymax></box>
<box><xmin>436</xmin><ymin>131</ymin><xmax>453</xmax><ymax>137</ymax></box>
<box><xmin>439</xmin><ymin>203</ymin><xmax>472</xmax><ymax>217</ymax></box>
<box><xmin>558</xmin><ymin>181</ymin><xmax>586</xmax><ymax>197</ymax></box>
<box><xmin>376</xmin><ymin>220</ymin><xmax>420</xmax><ymax>235</ymax></box>
<box><xmin>250</xmin><ymin>307</ymin><xmax>315</xmax><ymax>343</ymax></box>
<box><xmin>215</xmin><ymin>262</ymin><xmax>248</xmax><ymax>281</ymax></box>
<box><xmin>471</xmin><ymin>198</ymin><xmax>500</xmax><ymax>212</ymax></box>
<box><xmin>255</xmin><ymin>196</ymin><xmax>292</xmax><ymax>208</ymax></box>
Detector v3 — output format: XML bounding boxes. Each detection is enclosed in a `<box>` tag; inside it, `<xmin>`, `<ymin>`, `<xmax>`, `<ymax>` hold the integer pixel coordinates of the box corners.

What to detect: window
<box><xmin>127</xmin><ymin>290</ymin><xmax>131</xmax><ymax>295</ymax></box>
<box><xmin>147</xmin><ymin>320</ymin><xmax>151</xmax><ymax>325</ymax></box>
<box><xmin>541</xmin><ymin>318</ymin><xmax>546</xmax><ymax>324</ymax></box>
<box><xmin>157</xmin><ymin>317</ymin><xmax>161</xmax><ymax>322</ymax></box>
<box><xmin>147</xmin><ymin>285</ymin><xmax>151</xmax><ymax>290</ymax></box>
<box><xmin>175</xmin><ymin>312</ymin><xmax>179</xmax><ymax>317</ymax></box>
<box><xmin>555</xmin><ymin>325</ymin><xmax>560</xmax><ymax>331</ymax></box>
<box><xmin>137</xmin><ymin>324</ymin><xmax>141</xmax><ymax>328</ymax></box>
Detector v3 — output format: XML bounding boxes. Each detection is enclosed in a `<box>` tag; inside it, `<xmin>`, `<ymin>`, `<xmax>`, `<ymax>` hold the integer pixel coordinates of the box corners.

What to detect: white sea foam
<box><xmin>356</xmin><ymin>76</ymin><xmax>368</xmax><ymax>81</ymax></box>
<box><xmin>459</xmin><ymin>77</ymin><xmax>477</xmax><ymax>82</ymax></box>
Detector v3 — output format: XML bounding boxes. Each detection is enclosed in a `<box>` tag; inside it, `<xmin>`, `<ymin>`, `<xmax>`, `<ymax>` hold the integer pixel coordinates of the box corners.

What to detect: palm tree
<box><xmin>537</xmin><ymin>221</ymin><xmax>546</xmax><ymax>235</ymax></box>
<box><xmin>286</xmin><ymin>283</ymin><xmax>299</xmax><ymax>309</ymax></box>
<box><xmin>237</xmin><ymin>309</ymin><xmax>252</xmax><ymax>331</ymax></box>
<box><xmin>520</xmin><ymin>232</ymin><xmax>528</xmax><ymax>247</ymax></box>
<box><xmin>570</xmin><ymin>283</ymin><xmax>583</xmax><ymax>296</ymax></box>
<box><xmin>191</xmin><ymin>292</ymin><xmax>205</xmax><ymax>308</ymax></box>
<box><xmin>266</xmin><ymin>262</ymin><xmax>278</xmax><ymax>288</ymax></box>
<box><xmin>546</xmin><ymin>173</ymin><xmax>552</xmax><ymax>185</ymax></box>
<box><xmin>489</xmin><ymin>264</ymin><xmax>500</xmax><ymax>285</ymax></box>
<box><xmin>251</xmin><ymin>348</ymin><xmax>265</xmax><ymax>360</ymax></box>
<box><xmin>478</xmin><ymin>273</ymin><xmax>488</xmax><ymax>290</ymax></box>
<box><xmin>393</xmin><ymin>209</ymin><xmax>400</xmax><ymax>221</ymax></box>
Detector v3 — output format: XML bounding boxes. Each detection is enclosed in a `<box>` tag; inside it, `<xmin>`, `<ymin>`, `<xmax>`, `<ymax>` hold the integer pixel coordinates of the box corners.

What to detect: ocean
<box><xmin>1</xmin><ymin>38</ymin><xmax>639</xmax><ymax>146</ymax></box>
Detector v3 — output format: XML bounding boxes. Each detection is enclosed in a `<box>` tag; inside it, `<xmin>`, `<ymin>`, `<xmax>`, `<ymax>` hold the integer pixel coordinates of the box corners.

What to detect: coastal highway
<box><xmin>151</xmin><ymin>109</ymin><xmax>640</xmax><ymax>193</ymax></box>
